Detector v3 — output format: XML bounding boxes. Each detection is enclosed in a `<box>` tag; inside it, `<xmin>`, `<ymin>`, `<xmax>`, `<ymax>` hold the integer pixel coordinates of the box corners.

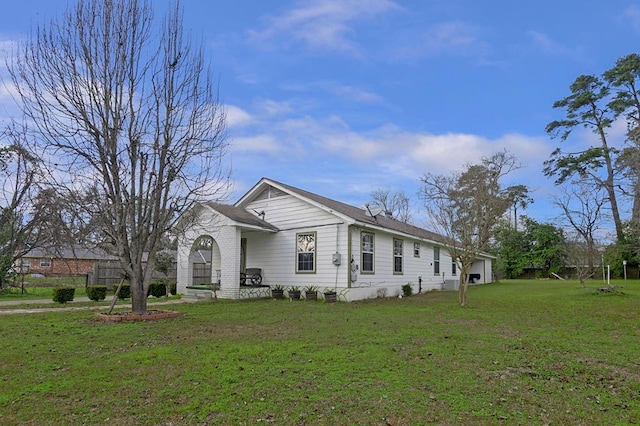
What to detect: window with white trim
<box><xmin>296</xmin><ymin>232</ymin><xmax>316</xmax><ymax>273</ymax></box>
<box><xmin>452</xmin><ymin>259</ymin><xmax>457</xmax><ymax>275</ymax></box>
<box><xmin>393</xmin><ymin>239</ymin><xmax>403</xmax><ymax>274</ymax></box>
<box><xmin>414</xmin><ymin>242</ymin><xmax>420</xmax><ymax>257</ymax></box>
<box><xmin>40</xmin><ymin>258</ymin><xmax>51</xmax><ymax>268</ymax></box>
<box><xmin>361</xmin><ymin>232</ymin><xmax>374</xmax><ymax>273</ymax></box>
<box><xmin>433</xmin><ymin>247</ymin><xmax>440</xmax><ymax>275</ymax></box>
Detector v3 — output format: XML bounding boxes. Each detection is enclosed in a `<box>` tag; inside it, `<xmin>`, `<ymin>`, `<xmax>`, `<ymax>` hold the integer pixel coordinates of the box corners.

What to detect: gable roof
<box><xmin>240</xmin><ymin>178</ymin><xmax>448</xmax><ymax>245</ymax></box>
<box><xmin>24</xmin><ymin>245</ymin><xmax>118</xmax><ymax>261</ymax></box>
<box><xmin>204</xmin><ymin>201</ymin><xmax>279</xmax><ymax>232</ymax></box>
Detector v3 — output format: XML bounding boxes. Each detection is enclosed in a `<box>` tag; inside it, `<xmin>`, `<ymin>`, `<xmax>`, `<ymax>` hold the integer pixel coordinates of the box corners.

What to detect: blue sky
<box><xmin>1</xmin><ymin>0</ymin><xmax>640</xmax><ymax>231</ymax></box>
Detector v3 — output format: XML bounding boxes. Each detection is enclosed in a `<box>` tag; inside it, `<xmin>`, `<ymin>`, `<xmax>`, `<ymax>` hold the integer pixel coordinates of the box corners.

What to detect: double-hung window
<box><xmin>452</xmin><ymin>258</ymin><xmax>457</xmax><ymax>275</ymax></box>
<box><xmin>393</xmin><ymin>239</ymin><xmax>403</xmax><ymax>274</ymax></box>
<box><xmin>361</xmin><ymin>232</ymin><xmax>374</xmax><ymax>273</ymax></box>
<box><xmin>296</xmin><ymin>232</ymin><xmax>316</xmax><ymax>273</ymax></box>
<box><xmin>414</xmin><ymin>242</ymin><xmax>420</xmax><ymax>257</ymax></box>
<box><xmin>434</xmin><ymin>247</ymin><xmax>440</xmax><ymax>275</ymax></box>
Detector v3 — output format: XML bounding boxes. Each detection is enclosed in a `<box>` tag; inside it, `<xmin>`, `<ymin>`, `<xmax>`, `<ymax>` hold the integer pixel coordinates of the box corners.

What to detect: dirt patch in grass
<box><xmin>95</xmin><ymin>309</ymin><xmax>182</xmax><ymax>322</ymax></box>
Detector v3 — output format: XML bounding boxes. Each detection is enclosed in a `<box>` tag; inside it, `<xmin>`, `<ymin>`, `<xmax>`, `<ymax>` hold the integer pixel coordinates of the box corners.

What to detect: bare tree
<box><xmin>563</xmin><ymin>234</ymin><xmax>596</xmax><ymax>288</ymax></box>
<box><xmin>420</xmin><ymin>151</ymin><xmax>522</xmax><ymax>307</ymax></box>
<box><xmin>8</xmin><ymin>0</ymin><xmax>228</xmax><ymax>313</ymax></box>
<box><xmin>0</xmin><ymin>126</ymin><xmax>45</xmax><ymax>287</ymax></box>
<box><xmin>369</xmin><ymin>189</ymin><xmax>413</xmax><ymax>223</ymax></box>
<box><xmin>553</xmin><ymin>180</ymin><xmax>607</xmax><ymax>270</ymax></box>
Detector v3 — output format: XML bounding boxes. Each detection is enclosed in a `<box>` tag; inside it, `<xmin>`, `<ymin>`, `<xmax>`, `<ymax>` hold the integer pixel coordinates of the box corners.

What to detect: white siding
<box><xmin>245</xmin><ymin>194</ymin><xmax>340</xmax><ymax>229</ymax></box>
<box><xmin>348</xmin><ymin>227</ymin><xmax>444</xmax><ymax>299</ymax></box>
<box><xmin>240</xmin><ymin>193</ymin><xmax>350</xmax><ymax>290</ymax></box>
<box><xmin>242</xmin><ymin>222</ymin><xmax>349</xmax><ymax>290</ymax></box>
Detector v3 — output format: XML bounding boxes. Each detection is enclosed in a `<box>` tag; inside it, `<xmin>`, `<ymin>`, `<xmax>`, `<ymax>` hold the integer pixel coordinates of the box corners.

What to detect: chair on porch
<box><xmin>240</xmin><ymin>268</ymin><xmax>262</xmax><ymax>286</ymax></box>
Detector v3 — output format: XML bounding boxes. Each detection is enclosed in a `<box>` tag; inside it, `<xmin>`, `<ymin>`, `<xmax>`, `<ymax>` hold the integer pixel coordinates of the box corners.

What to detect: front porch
<box><xmin>176</xmin><ymin>202</ymin><xmax>280</xmax><ymax>300</ymax></box>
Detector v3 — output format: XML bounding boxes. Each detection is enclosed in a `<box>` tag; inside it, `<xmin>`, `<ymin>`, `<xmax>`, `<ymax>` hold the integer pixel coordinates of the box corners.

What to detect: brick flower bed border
<box><xmin>96</xmin><ymin>310</ymin><xmax>183</xmax><ymax>322</ymax></box>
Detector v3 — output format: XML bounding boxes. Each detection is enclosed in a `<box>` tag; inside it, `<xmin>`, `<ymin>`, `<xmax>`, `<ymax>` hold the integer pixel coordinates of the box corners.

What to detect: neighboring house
<box><xmin>176</xmin><ymin>178</ymin><xmax>493</xmax><ymax>301</ymax></box>
<box><xmin>18</xmin><ymin>245</ymin><xmax>119</xmax><ymax>276</ymax></box>
<box><xmin>18</xmin><ymin>246</ymin><xmax>178</xmax><ymax>288</ymax></box>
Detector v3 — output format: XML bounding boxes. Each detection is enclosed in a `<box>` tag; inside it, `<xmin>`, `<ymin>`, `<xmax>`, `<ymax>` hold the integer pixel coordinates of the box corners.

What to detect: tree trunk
<box><xmin>458</xmin><ymin>265</ymin><xmax>471</xmax><ymax>307</ymax></box>
<box><xmin>598</xmin><ymin>126</ymin><xmax>625</xmax><ymax>240</ymax></box>
<box><xmin>130</xmin><ymin>276</ymin><xmax>149</xmax><ymax>315</ymax></box>
<box><xmin>459</xmin><ymin>281</ymin><xmax>467</xmax><ymax>307</ymax></box>
<box><xmin>633</xmin><ymin>177</ymin><xmax>640</xmax><ymax>222</ymax></box>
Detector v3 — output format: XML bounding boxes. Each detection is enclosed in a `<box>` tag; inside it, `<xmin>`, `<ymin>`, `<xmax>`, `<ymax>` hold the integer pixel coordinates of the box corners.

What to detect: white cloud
<box><xmin>231</xmin><ymin>134</ymin><xmax>283</xmax><ymax>154</ymax></box>
<box><xmin>330</xmin><ymin>85</ymin><xmax>383</xmax><ymax>104</ymax></box>
<box><xmin>279</xmin><ymin>80</ymin><xmax>384</xmax><ymax>106</ymax></box>
<box><xmin>391</xmin><ymin>20</ymin><xmax>489</xmax><ymax>62</ymax></box>
<box><xmin>225</xmin><ymin>105</ymin><xmax>253</xmax><ymax>128</ymax></box>
<box><xmin>229</xmin><ymin>104</ymin><xmax>551</xmax><ymax>178</ymax></box>
<box><xmin>247</xmin><ymin>0</ymin><xmax>400</xmax><ymax>54</ymax></box>
<box><xmin>253</xmin><ymin>98</ymin><xmax>294</xmax><ymax>117</ymax></box>
<box><xmin>0</xmin><ymin>39</ymin><xmax>17</xmax><ymax>58</ymax></box>
<box><xmin>423</xmin><ymin>21</ymin><xmax>481</xmax><ymax>54</ymax></box>
<box><xmin>526</xmin><ymin>31</ymin><xmax>584</xmax><ymax>61</ymax></box>
<box><xmin>222</xmin><ymin>102</ymin><xmax>557</xmax><ymax>226</ymax></box>
<box><xmin>527</xmin><ymin>31</ymin><xmax>558</xmax><ymax>51</ymax></box>
<box><xmin>0</xmin><ymin>39</ymin><xmax>19</xmax><ymax>106</ymax></box>
<box><xmin>0</xmin><ymin>81</ymin><xmax>18</xmax><ymax>105</ymax></box>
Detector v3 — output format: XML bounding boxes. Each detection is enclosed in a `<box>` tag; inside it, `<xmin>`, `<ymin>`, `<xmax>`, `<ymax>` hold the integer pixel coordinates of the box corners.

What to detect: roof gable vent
<box><xmin>255</xmin><ymin>185</ymin><xmax>286</xmax><ymax>201</ymax></box>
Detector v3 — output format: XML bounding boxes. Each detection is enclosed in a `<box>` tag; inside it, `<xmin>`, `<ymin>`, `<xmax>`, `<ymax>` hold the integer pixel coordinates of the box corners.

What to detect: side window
<box><xmin>361</xmin><ymin>232</ymin><xmax>374</xmax><ymax>273</ymax></box>
<box><xmin>452</xmin><ymin>259</ymin><xmax>457</xmax><ymax>275</ymax></box>
<box><xmin>414</xmin><ymin>242</ymin><xmax>420</xmax><ymax>258</ymax></box>
<box><xmin>296</xmin><ymin>232</ymin><xmax>316</xmax><ymax>273</ymax></box>
<box><xmin>434</xmin><ymin>247</ymin><xmax>440</xmax><ymax>275</ymax></box>
<box><xmin>393</xmin><ymin>239</ymin><xmax>403</xmax><ymax>274</ymax></box>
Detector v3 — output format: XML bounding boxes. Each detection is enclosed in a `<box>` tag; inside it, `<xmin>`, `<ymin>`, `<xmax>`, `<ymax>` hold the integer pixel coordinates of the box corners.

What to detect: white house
<box><xmin>175</xmin><ymin>178</ymin><xmax>493</xmax><ymax>301</ymax></box>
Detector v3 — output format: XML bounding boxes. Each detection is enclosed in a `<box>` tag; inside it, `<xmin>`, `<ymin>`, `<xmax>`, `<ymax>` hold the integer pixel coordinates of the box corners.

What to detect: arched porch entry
<box><xmin>189</xmin><ymin>235</ymin><xmax>221</xmax><ymax>286</ymax></box>
<box><xmin>177</xmin><ymin>223</ymin><xmax>244</xmax><ymax>299</ymax></box>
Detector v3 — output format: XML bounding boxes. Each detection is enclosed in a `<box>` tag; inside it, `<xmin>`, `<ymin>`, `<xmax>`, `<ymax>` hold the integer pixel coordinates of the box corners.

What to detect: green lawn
<box><xmin>0</xmin><ymin>280</ymin><xmax>638</xmax><ymax>425</ymax></box>
<box><xmin>0</xmin><ymin>285</ymin><xmax>88</xmax><ymax>301</ymax></box>
<box><xmin>1</xmin><ymin>276</ymin><xmax>89</xmax><ymax>300</ymax></box>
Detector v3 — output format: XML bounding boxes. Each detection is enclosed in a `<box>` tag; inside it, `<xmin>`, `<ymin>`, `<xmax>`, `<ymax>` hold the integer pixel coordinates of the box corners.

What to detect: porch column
<box><xmin>176</xmin><ymin>242</ymin><xmax>192</xmax><ymax>294</ymax></box>
<box><xmin>219</xmin><ymin>226</ymin><xmax>241</xmax><ymax>299</ymax></box>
